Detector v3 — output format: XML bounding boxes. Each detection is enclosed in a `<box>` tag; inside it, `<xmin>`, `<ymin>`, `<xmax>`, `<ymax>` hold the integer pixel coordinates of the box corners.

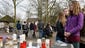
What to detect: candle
<box><xmin>41</xmin><ymin>38</ymin><xmax>46</xmax><ymax>48</ymax></box>
<box><xmin>46</xmin><ymin>39</ymin><xmax>50</xmax><ymax>48</ymax></box>
<box><xmin>19</xmin><ymin>35</ymin><xmax>23</xmax><ymax>43</ymax></box>
<box><xmin>12</xmin><ymin>34</ymin><xmax>17</xmax><ymax>41</ymax></box>
<box><xmin>20</xmin><ymin>34</ymin><xmax>24</xmax><ymax>48</ymax></box>
<box><xmin>22</xmin><ymin>34</ymin><xmax>25</xmax><ymax>41</ymax></box>
<box><xmin>0</xmin><ymin>37</ymin><xmax>3</xmax><ymax>48</ymax></box>
<box><xmin>20</xmin><ymin>34</ymin><xmax>26</xmax><ymax>43</ymax></box>
<box><xmin>23</xmin><ymin>41</ymin><xmax>27</xmax><ymax>48</ymax></box>
<box><xmin>13</xmin><ymin>40</ymin><xmax>18</xmax><ymax>48</ymax></box>
<box><xmin>20</xmin><ymin>40</ymin><xmax>27</xmax><ymax>48</ymax></box>
<box><xmin>37</xmin><ymin>39</ymin><xmax>41</xmax><ymax>48</ymax></box>
<box><xmin>41</xmin><ymin>42</ymin><xmax>46</xmax><ymax>48</ymax></box>
<box><xmin>20</xmin><ymin>43</ymin><xmax>23</xmax><ymax>48</ymax></box>
<box><xmin>29</xmin><ymin>41</ymin><xmax>32</xmax><ymax>48</ymax></box>
<box><xmin>13</xmin><ymin>45</ymin><xmax>18</xmax><ymax>48</ymax></box>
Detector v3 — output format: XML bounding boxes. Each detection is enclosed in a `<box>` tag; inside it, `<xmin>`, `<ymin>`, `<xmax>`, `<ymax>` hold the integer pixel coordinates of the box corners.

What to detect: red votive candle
<box><xmin>41</xmin><ymin>42</ymin><xmax>46</xmax><ymax>48</ymax></box>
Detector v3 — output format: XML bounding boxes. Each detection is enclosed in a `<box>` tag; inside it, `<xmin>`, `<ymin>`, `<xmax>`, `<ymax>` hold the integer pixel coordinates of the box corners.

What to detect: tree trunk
<box><xmin>38</xmin><ymin>0</ymin><xmax>42</xmax><ymax>20</ymax></box>
<box><xmin>45</xmin><ymin>0</ymin><xmax>48</xmax><ymax>24</ymax></box>
<box><xmin>13</xmin><ymin>0</ymin><xmax>16</xmax><ymax>28</ymax></box>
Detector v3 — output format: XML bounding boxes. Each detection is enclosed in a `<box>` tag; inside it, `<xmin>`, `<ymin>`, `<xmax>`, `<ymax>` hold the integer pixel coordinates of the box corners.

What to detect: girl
<box><xmin>63</xmin><ymin>8</ymin><xmax>69</xmax><ymax>18</ymax></box>
<box><xmin>65</xmin><ymin>1</ymin><xmax>84</xmax><ymax>48</ymax></box>
<box><xmin>56</xmin><ymin>11</ymin><xmax>67</xmax><ymax>42</ymax></box>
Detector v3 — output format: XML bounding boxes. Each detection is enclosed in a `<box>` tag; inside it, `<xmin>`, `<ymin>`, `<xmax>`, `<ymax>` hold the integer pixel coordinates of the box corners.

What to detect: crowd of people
<box><xmin>16</xmin><ymin>20</ymin><xmax>53</xmax><ymax>39</ymax></box>
<box><xmin>15</xmin><ymin>1</ymin><xmax>85</xmax><ymax>48</ymax></box>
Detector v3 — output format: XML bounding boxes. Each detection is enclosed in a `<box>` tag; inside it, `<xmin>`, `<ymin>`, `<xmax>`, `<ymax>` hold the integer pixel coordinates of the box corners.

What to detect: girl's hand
<box><xmin>64</xmin><ymin>32</ymin><xmax>71</xmax><ymax>37</ymax></box>
<box><xmin>64</xmin><ymin>32</ymin><xmax>67</xmax><ymax>37</ymax></box>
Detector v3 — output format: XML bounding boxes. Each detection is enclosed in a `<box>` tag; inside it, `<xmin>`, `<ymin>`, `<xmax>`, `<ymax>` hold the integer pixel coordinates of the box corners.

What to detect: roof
<box><xmin>27</xmin><ymin>18</ymin><xmax>38</xmax><ymax>22</ymax></box>
<box><xmin>0</xmin><ymin>15</ymin><xmax>15</xmax><ymax>23</ymax></box>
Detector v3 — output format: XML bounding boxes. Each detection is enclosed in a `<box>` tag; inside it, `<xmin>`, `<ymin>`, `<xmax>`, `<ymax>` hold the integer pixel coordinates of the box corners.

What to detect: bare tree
<box><xmin>17</xmin><ymin>0</ymin><xmax>71</xmax><ymax>24</ymax></box>
<box><xmin>0</xmin><ymin>0</ymin><xmax>24</xmax><ymax>17</ymax></box>
<box><xmin>0</xmin><ymin>0</ymin><xmax>13</xmax><ymax>15</ymax></box>
<box><xmin>12</xmin><ymin>0</ymin><xmax>24</xmax><ymax>25</ymax></box>
<box><xmin>28</xmin><ymin>0</ymin><xmax>57</xmax><ymax>21</ymax></box>
<box><xmin>0</xmin><ymin>0</ymin><xmax>24</xmax><ymax>28</ymax></box>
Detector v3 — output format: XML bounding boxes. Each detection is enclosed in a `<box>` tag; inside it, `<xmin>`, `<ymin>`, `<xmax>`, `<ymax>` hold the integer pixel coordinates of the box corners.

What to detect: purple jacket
<box><xmin>65</xmin><ymin>12</ymin><xmax>84</xmax><ymax>36</ymax></box>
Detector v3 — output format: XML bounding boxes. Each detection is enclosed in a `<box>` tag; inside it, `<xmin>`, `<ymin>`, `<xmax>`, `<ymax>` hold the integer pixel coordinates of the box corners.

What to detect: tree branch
<box><xmin>16</xmin><ymin>0</ymin><xmax>24</xmax><ymax>5</ymax></box>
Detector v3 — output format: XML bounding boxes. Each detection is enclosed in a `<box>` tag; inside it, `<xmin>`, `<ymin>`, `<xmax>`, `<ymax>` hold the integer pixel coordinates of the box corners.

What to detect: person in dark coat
<box><xmin>43</xmin><ymin>23</ymin><xmax>52</xmax><ymax>38</ymax></box>
<box><xmin>33</xmin><ymin>22</ymin><xmax>37</xmax><ymax>38</ymax></box>
<box><xmin>16</xmin><ymin>21</ymin><xmax>21</xmax><ymax>33</ymax></box>
<box><xmin>29</xmin><ymin>22</ymin><xmax>34</xmax><ymax>39</ymax></box>
<box><xmin>56</xmin><ymin>11</ymin><xmax>67</xmax><ymax>42</ymax></box>
<box><xmin>22</xmin><ymin>21</ymin><xmax>28</xmax><ymax>37</ymax></box>
<box><xmin>37</xmin><ymin>20</ymin><xmax>44</xmax><ymax>38</ymax></box>
<box><xmin>30</xmin><ymin>22</ymin><xmax>34</xmax><ymax>30</ymax></box>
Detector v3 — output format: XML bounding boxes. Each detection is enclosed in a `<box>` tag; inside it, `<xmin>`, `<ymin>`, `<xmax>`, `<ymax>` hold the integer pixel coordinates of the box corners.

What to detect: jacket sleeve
<box><xmin>69</xmin><ymin>13</ymin><xmax>84</xmax><ymax>34</ymax></box>
<box><xmin>56</xmin><ymin>21</ymin><xmax>64</xmax><ymax>33</ymax></box>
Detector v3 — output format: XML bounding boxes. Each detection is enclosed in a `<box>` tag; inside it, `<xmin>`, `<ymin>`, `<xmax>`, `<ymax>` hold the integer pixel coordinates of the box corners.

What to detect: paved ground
<box><xmin>0</xmin><ymin>29</ymin><xmax>73</xmax><ymax>48</ymax></box>
<box><xmin>80</xmin><ymin>37</ymin><xmax>85</xmax><ymax>44</ymax></box>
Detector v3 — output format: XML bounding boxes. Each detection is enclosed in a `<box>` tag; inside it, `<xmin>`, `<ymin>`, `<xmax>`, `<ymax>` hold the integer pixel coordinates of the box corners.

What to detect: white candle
<box><xmin>22</xmin><ymin>34</ymin><xmax>25</xmax><ymax>41</ymax></box>
<box><xmin>46</xmin><ymin>39</ymin><xmax>50</xmax><ymax>48</ymax></box>
<box><xmin>0</xmin><ymin>37</ymin><xmax>3</xmax><ymax>48</ymax></box>
<box><xmin>12</xmin><ymin>34</ymin><xmax>17</xmax><ymax>40</ymax></box>
<box><xmin>0</xmin><ymin>40</ymin><xmax>3</xmax><ymax>47</ymax></box>
<box><xmin>29</xmin><ymin>41</ymin><xmax>32</xmax><ymax>48</ymax></box>
<box><xmin>37</xmin><ymin>39</ymin><xmax>41</xmax><ymax>48</ymax></box>
<box><xmin>19</xmin><ymin>35</ymin><xmax>23</xmax><ymax>43</ymax></box>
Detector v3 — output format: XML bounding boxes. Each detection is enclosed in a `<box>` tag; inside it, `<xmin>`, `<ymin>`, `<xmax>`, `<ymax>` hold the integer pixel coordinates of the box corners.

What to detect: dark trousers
<box><xmin>72</xmin><ymin>42</ymin><xmax>79</xmax><ymax>48</ymax></box>
<box><xmin>23</xmin><ymin>30</ymin><xmax>28</xmax><ymax>37</ymax></box>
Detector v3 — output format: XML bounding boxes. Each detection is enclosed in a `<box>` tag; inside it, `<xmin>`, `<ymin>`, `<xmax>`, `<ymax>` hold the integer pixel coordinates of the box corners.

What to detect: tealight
<box><xmin>0</xmin><ymin>37</ymin><xmax>3</xmax><ymax>48</ymax></box>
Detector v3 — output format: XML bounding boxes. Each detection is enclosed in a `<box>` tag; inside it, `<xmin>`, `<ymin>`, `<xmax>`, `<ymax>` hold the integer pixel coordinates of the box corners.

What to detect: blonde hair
<box><xmin>58</xmin><ymin>11</ymin><xmax>65</xmax><ymax>20</ymax></box>
<box><xmin>58</xmin><ymin>11</ymin><xmax>66</xmax><ymax>26</ymax></box>
<box><xmin>72</xmin><ymin>1</ymin><xmax>81</xmax><ymax>15</ymax></box>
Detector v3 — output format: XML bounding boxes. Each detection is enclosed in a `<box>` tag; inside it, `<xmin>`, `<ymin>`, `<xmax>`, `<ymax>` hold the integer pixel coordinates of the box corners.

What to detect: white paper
<box><xmin>60</xmin><ymin>43</ymin><xmax>67</xmax><ymax>46</ymax></box>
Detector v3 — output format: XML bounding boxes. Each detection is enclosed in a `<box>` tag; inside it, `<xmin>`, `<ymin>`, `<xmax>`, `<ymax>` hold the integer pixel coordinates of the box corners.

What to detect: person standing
<box><xmin>33</xmin><ymin>22</ymin><xmax>37</xmax><ymax>38</ymax></box>
<box><xmin>80</xmin><ymin>8</ymin><xmax>85</xmax><ymax>36</ymax></box>
<box><xmin>29</xmin><ymin>22</ymin><xmax>34</xmax><ymax>39</ymax></box>
<box><xmin>65</xmin><ymin>1</ymin><xmax>84</xmax><ymax>48</ymax></box>
<box><xmin>38</xmin><ymin>20</ymin><xmax>44</xmax><ymax>38</ymax></box>
<box><xmin>63</xmin><ymin>8</ymin><xmax>69</xmax><ymax>18</ymax></box>
<box><xmin>16</xmin><ymin>21</ymin><xmax>21</xmax><ymax>34</ymax></box>
<box><xmin>22</xmin><ymin>21</ymin><xmax>28</xmax><ymax>38</ymax></box>
<box><xmin>80</xmin><ymin>7</ymin><xmax>85</xmax><ymax>48</ymax></box>
<box><xmin>43</xmin><ymin>23</ymin><xmax>53</xmax><ymax>38</ymax></box>
<box><xmin>56</xmin><ymin>11</ymin><xmax>67</xmax><ymax>42</ymax></box>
